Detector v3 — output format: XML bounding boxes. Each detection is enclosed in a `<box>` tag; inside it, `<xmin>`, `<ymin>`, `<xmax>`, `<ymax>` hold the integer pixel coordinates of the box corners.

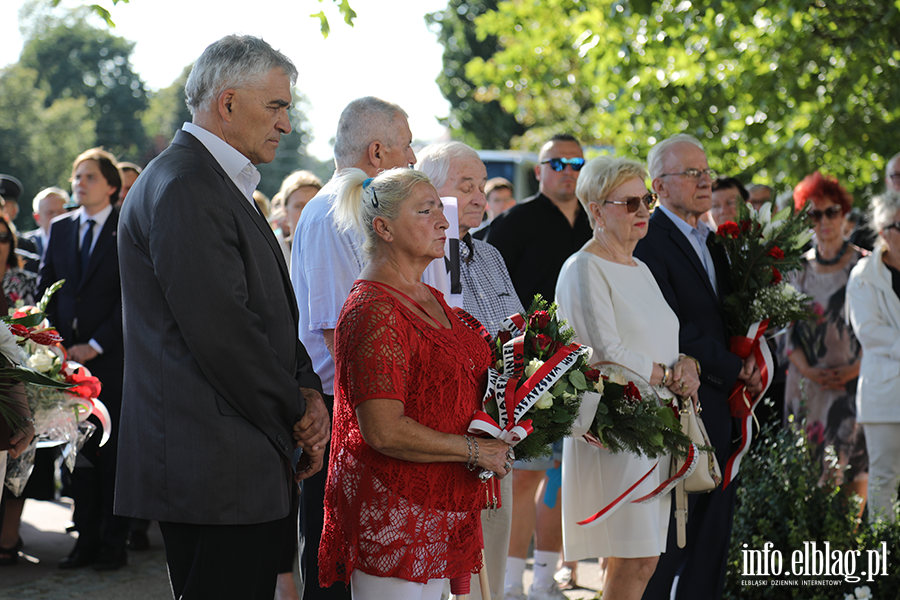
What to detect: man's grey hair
<box><xmin>32</xmin><ymin>187</ymin><xmax>70</xmax><ymax>214</ymax></box>
<box><xmin>647</xmin><ymin>134</ymin><xmax>705</xmax><ymax>179</ymax></box>
<box><xmin>185</xmin><ymin>35</ymin><xmax>298</xmax><ymax>115</ymax></box>
<box><xmin>869</xmin><ymin>191</ymin><xmax>900</xmax><ymax>242</ymax></box>
<box><xmin>748</xmin><ymin>183</ymin><xmax>772</xmax><ymax>195</ymax></box>
<box><xmin>415</xmin><ymin>142</ymin><xmax>481</xmax><ymax>191</ymax></box>
<box><xmin>887</xmin><ymin>152</ymin><xmax>900</xmax><ymax>177</ymax></box>
<box><xmin>333</xmin><ymin>97</ymin><xmax>408</xmax><ymax>170</ymax></box>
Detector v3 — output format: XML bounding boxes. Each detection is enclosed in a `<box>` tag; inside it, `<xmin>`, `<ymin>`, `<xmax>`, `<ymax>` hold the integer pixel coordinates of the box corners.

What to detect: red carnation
<box><xmin>771</xmin><ymin>266</ymin><xmax>783</xmax><ymax>285</ymax></box>
<box><xmin>529</xmin><ymin>310</ymin><xmax>551</xmax><ymax>330</ymax></box>
<box><xmin>717</xmin><ymin>221</ymin><xmax>741</xmax><ymax>238</ymax></box>
<box><xmin>584</xmin><ymin>368</ymin><xmax>601</xmax><ymax>382</ymax></box>
<box><xmin>768</xmin><ymin>246</ymin><xmax>785</xmax><ymax>260</ymax></box>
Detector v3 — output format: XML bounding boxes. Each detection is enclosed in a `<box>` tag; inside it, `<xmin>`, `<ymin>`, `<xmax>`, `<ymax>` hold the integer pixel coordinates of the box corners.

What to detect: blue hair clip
<box><xmin>363</xmin><ymin>177</ymin><xmax>374</xmax><ymax>189</ymax></box>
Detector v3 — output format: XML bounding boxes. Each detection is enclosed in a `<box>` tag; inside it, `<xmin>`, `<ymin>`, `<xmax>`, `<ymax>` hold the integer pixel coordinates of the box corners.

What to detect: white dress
<box><xmin>556</xmin><ymin>250</ymin><xmax>679</xmax><ymax>559</ymax></box>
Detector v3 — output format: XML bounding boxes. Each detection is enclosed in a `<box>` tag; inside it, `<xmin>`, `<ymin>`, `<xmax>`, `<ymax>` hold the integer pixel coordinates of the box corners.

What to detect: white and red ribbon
<box><xmin>576</xmin><ymin>443</ymin><xmax>699</xmax><ymax>527</ymax></box>
<box><xmin>723</xmin><ymin>320</ymin><xmax>774</xmax><ymax>488</ymax></box>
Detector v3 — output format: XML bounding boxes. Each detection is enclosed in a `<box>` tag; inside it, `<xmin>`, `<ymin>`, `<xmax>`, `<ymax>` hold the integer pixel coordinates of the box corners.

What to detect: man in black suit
<box><xmin>634</xmin><ymin>134</ymin><xmax>762</xmax><ymax>600</ymax></box>
<box><xmin>115</xmin><ymin>35</ymin><xmax>330</xmax><ymax>600</ymax></box>
<box><xmin>38</xmin><ymin>147</ymin><xmax>128</xmax><ymax>570</ymax></box>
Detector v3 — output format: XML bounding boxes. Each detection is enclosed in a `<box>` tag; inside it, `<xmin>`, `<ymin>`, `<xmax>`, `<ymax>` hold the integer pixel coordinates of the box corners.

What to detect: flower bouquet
<box><xmin>464</xmin><ymin>295</ymin><xmax>591</xmax><ymax>464</ymax></box>
<box><xmin>1</xmin><ymin>281</ymin><xmax>108</xmax><ymax>494</ymax></box>
<box><xmin>713</xmin><ymin>200</ymin><xmax>816</xmax><ymax>485</ymax></box>
<box><xmin>571</xmin><ymin>362</ymin><xmax>703</xmax><ymax>528</ymax></box>
<box><xmin>581</xmin><ymin>362</ymin><xmax>691</xmax><ymax>460</ymax></box>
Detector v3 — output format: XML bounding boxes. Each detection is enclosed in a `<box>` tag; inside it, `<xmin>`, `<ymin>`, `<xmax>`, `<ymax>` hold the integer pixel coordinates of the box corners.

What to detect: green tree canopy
<box><xmin>19</xmin><ymin>7</ymin><xmax>149</xmax><ymax>161</ymax></box>
<box><xmin>0</xmin><ymin>65</ymin><xmax>96</xmax><ymax>229</ymax></box>
<box><xmin>454</xmin><ymin>0</ymin><xmax>900</xmax><ymax>197</ymax></box>
<box><xmin>426</xmin><ymin>0</ymin><xmax>526</xmax><ymax>149</ymax></box>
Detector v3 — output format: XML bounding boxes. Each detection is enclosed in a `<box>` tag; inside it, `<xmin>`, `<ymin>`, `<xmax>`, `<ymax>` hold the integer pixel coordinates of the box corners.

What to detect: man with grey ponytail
<box><xmin>115</xmin><ymin>35</ymin><xmax>329</xmax><ymax>599</ymax></box>
<box><xmin>290</xmin><ymin>96</ymin><xmax>415</xmax><ymax>599</ymax></box>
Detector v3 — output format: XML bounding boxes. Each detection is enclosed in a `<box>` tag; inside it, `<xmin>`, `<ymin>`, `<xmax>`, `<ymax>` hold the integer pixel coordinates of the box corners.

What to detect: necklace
<box><xmin>814</xmin><ymin>240</ymin><xmax>849</xmax><ymax>266</ymax></box>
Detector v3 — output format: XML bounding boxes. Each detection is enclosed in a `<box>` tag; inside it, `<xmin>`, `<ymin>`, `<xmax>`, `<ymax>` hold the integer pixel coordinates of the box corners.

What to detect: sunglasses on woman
<box><xmin>604</xmin><ymin>192</ymin><xmax>658</xmax><ymax>213</ymax></box>
<box><xmin>541</xmin><ymin>157</ymin><xmax>586</xmax><ymax>172</ymax></box>
<box><xmin>809</xmin><ymin>205</ymin><xmax>842</xmax><ymax>222</ymax></box>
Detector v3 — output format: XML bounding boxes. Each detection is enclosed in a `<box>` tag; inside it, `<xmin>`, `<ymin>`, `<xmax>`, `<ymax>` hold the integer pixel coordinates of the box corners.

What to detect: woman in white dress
<box><xmin>556</xmin><ymin>156</ymin><xmax>699</xmax><ymax>600</ymax></box>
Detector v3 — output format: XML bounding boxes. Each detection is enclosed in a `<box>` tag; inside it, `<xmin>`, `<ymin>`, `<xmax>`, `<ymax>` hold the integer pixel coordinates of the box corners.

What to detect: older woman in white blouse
<box><xmin>847</xmin><ymin>190</ymin><xmax>900</xmax><ymax>523</ymax></box>
<box><xmin>556</xmin><ymin>156</ymin><xmax>699</xmax><ymax>600</ymax></box>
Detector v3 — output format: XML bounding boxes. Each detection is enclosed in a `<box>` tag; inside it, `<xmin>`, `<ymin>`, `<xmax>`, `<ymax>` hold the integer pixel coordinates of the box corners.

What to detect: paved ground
<box><xmin>0</xmin><ymin>499</ymin><xmax>604</xmax><ymax>599</ymax></box>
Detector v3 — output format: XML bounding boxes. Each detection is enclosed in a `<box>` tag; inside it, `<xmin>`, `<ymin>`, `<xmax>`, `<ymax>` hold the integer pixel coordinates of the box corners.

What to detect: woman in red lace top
<box><xmin>318</xmin><ymin>167</ymin><xmax>512</xmax><ymax>599</ymax></box>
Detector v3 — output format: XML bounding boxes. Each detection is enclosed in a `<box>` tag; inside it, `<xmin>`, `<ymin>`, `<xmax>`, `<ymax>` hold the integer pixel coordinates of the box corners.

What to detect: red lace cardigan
<box><xmin>319</xmin><ymin>281</ymin><xmax>492</xmax><ymax>585</ymax></box>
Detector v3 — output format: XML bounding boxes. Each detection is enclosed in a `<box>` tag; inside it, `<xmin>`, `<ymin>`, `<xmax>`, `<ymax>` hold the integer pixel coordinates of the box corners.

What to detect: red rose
<box><xmin>768</xmin><ymin>246</ymin><xmax>785</xmax><ymax>260</ymax></box>
<box><xmin>771</xmin><ymin>266</ymin><xmax>782</xmax><ymax>285</ymax></box>
<box><xmin>584</xmin><ymin>368</ymin><xmax>601</xmax><ymax>382</ymax></box>
<box><xmin>623</xmin><ymin>381</ymin><xmax>642</xmax><ymax>403</ymax></box>
<box><xmin>740</xmin><ymin>219</ymin><xmax>751</xmax><ymax>233</ymax></box>
<box><xmin>529</xmin><ymin>310</ymin><xmax>551</xmax><ymax>330</ymax></box>
<box><xmin>806</xmin><ymin>421</ymin><xmax>825</xmax><ymax>446</ymax></box>
<box><xmin>497</xmin><ymin>330</ymin><xmax>512</xmax><ymax>345</ymax></box>
<box><xmin>531</xmin><ymin>334</ymin><xmax>553</xmax><ymax>354</ymax></box>
<box><xmin>716</xmin><ymin>221</ymin><xmax>741</xmax><ymax>238</ymax></box>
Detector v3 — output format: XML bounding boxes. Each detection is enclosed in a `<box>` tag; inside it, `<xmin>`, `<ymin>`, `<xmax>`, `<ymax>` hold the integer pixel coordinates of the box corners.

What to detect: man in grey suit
<box><xmin>115</xmin><ymin>35</ymin><xmax>330</xmax><ymax>599</ymax></box>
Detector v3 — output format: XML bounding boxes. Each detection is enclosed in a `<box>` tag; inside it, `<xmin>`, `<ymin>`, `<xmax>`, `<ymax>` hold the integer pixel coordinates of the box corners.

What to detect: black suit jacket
<box><xmin>38</xmin><ymin>208</ymin><xmax>124</xmax><ymax>424</ymax></box>
<box><xmin>114</xmin><ymin>129</ymin><xmax>322</xmax><ymax>525</ymax></box>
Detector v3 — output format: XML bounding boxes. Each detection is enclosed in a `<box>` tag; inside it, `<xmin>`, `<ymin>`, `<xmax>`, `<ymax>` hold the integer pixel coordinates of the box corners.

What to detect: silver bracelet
<box><xmin>464</xmin><ymin>435</ymin><xmax>475</xmax><ymax>470</ymax></box>
<box><xmin>470</xmin><ymin>437</ymin><xmax>480</xmax><ymax>471</ymax></box>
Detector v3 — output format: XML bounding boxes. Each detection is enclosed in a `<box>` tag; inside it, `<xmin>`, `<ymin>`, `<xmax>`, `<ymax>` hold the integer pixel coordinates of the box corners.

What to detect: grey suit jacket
<box><xmin>114</xmin><ymin>129</ymin><xmax>322</xmax><ymax>525</ymax></box>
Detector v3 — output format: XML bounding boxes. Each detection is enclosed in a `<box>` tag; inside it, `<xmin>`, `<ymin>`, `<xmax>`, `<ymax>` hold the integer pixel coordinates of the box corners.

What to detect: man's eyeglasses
<box><xmin>658</xmin><ymin>168</ymin><xmax>717</xmax><ymax>181</ymax></box>
<box><xmin>604</xmin><ymin>192</ymin><xmax>658</xmax><ymax>213</ymax></box>
<box><xmin>884</xmin><ymin>221</ymin><xmax>900</xmax><ymax>232</ymax></box>
<box><xmin>809</xmin><ymin>205</ymin><xmax>842</xmax><ymax>223</ymax></box>
<box><xmin>541</xmin><ymin>157</ymin><xmax>586</xmax><ymax>172</ymax></box>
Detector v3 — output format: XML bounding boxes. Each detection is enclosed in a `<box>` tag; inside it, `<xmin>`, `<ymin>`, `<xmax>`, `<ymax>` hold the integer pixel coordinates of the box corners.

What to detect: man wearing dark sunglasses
<box><xmin>485</xmin><ymin>133</ymin><xmax>592</xmax><ymax>600</ymax></box>
<box><xmin>634</xmin><ymin>134</ymin><xmax>762</xmax><ymax>600</ymax></box>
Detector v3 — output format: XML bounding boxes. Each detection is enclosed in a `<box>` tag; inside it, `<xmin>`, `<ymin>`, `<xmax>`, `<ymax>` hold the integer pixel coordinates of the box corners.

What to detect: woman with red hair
<box><xmin>785</xmin><ymin>171</ymin><xmax>868</xmax><ymax>508</ymax></box>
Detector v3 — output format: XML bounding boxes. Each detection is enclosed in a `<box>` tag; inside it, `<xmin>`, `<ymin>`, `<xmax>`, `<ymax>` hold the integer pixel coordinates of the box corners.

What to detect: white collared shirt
<box><xmin>182</xmin><ymin>122</ymin><xmax>260</xmax><ymax>205</ymax></box>
<box><xmin>77</xmin><ymin>203</ymin><xmax>113</xmax><ymax>254</ymax></box>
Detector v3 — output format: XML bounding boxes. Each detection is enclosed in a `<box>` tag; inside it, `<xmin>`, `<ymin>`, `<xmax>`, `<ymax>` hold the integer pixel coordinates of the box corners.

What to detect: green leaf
<box><xmin>568</xmin><ymin>369</ymin><xmax>588</xmax><ymax>390</ymax></box>
<box><xmin>310</xmin><ymin>11</ymin><xmax>331</xmax><ymax>38</ymax></box>
<box><xmin>0</xmin><ymin>367</ymin><xmax>74</xmax><ymax>388</ymax></box>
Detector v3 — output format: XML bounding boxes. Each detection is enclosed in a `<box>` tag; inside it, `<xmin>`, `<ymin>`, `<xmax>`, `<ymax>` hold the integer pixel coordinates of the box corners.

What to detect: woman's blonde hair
<box><xmin>332</xmin><ymin>167</ymin><xmax>433</xmax><ymax>258</ymax></box>
<box><xmin>575</xmin><ymin>156</ymin><xmax>648</xmax><ymax>227</ymax></box>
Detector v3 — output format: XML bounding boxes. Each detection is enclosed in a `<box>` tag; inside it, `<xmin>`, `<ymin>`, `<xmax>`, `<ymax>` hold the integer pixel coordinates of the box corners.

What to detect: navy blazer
<box><xmin>633</xmin><ymin>208</ymin><xmax>742</xmax><ymax>456</ymax></box>
<box><xmin>38</xmin><ymin>208</ymin><xmax>124</xmax><ymax>422</ymax></box>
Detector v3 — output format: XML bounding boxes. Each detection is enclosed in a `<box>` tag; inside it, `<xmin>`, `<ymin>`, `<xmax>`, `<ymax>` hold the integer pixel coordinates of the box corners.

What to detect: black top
<box><xmin>485</xmin><ymin>192</ymin><xmax>592</xmax><ymax>308</ymax></box>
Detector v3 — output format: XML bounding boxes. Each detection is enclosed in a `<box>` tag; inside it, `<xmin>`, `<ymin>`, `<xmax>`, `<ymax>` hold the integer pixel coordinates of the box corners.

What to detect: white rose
<box><xmin>27</xmin><ymin>348</ymin><xmax>56</xmax><ymax>372</ymax></box>
<box><xmin>608</xmin><ymin>370</ymin><xmax>628</xmax><ymax>386</ymax></box>
<box><xmin>525</xmin><ymin>358</ymin><xmax>544</xmax><ymax>378</ymax></box>
<box><xmin>534</xmin><ymin>392</ymin><xmax>554</xmax><ymax>410</ymax></box>
<box><xmin>593</xmin><ymin>378</ymin><xmax>605</xmax><ymax>395</ymax></box>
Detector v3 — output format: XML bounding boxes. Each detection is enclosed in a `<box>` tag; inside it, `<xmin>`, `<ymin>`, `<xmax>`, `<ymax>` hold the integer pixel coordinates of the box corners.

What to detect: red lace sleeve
<box><xmin>339</xmin><ymin>288</ymin><xmax>408</xmax><ymax>407</ymax></box>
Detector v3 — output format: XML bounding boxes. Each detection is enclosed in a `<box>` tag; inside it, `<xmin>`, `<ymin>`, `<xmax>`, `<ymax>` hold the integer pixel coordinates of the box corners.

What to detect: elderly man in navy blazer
<box><xmin>115</xmin><ymin>35</ymin><xmax>330</xmax><ymax>600</ymax></box>
<box><xmin>633</xmin><ymin>134</ymin><xmax>762</xmax><ymax>600</ymax></box>
<box><xmin>39</xmin><ymin>147</ymin><xmax>128</xmax><ymax>570</ymax></box>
